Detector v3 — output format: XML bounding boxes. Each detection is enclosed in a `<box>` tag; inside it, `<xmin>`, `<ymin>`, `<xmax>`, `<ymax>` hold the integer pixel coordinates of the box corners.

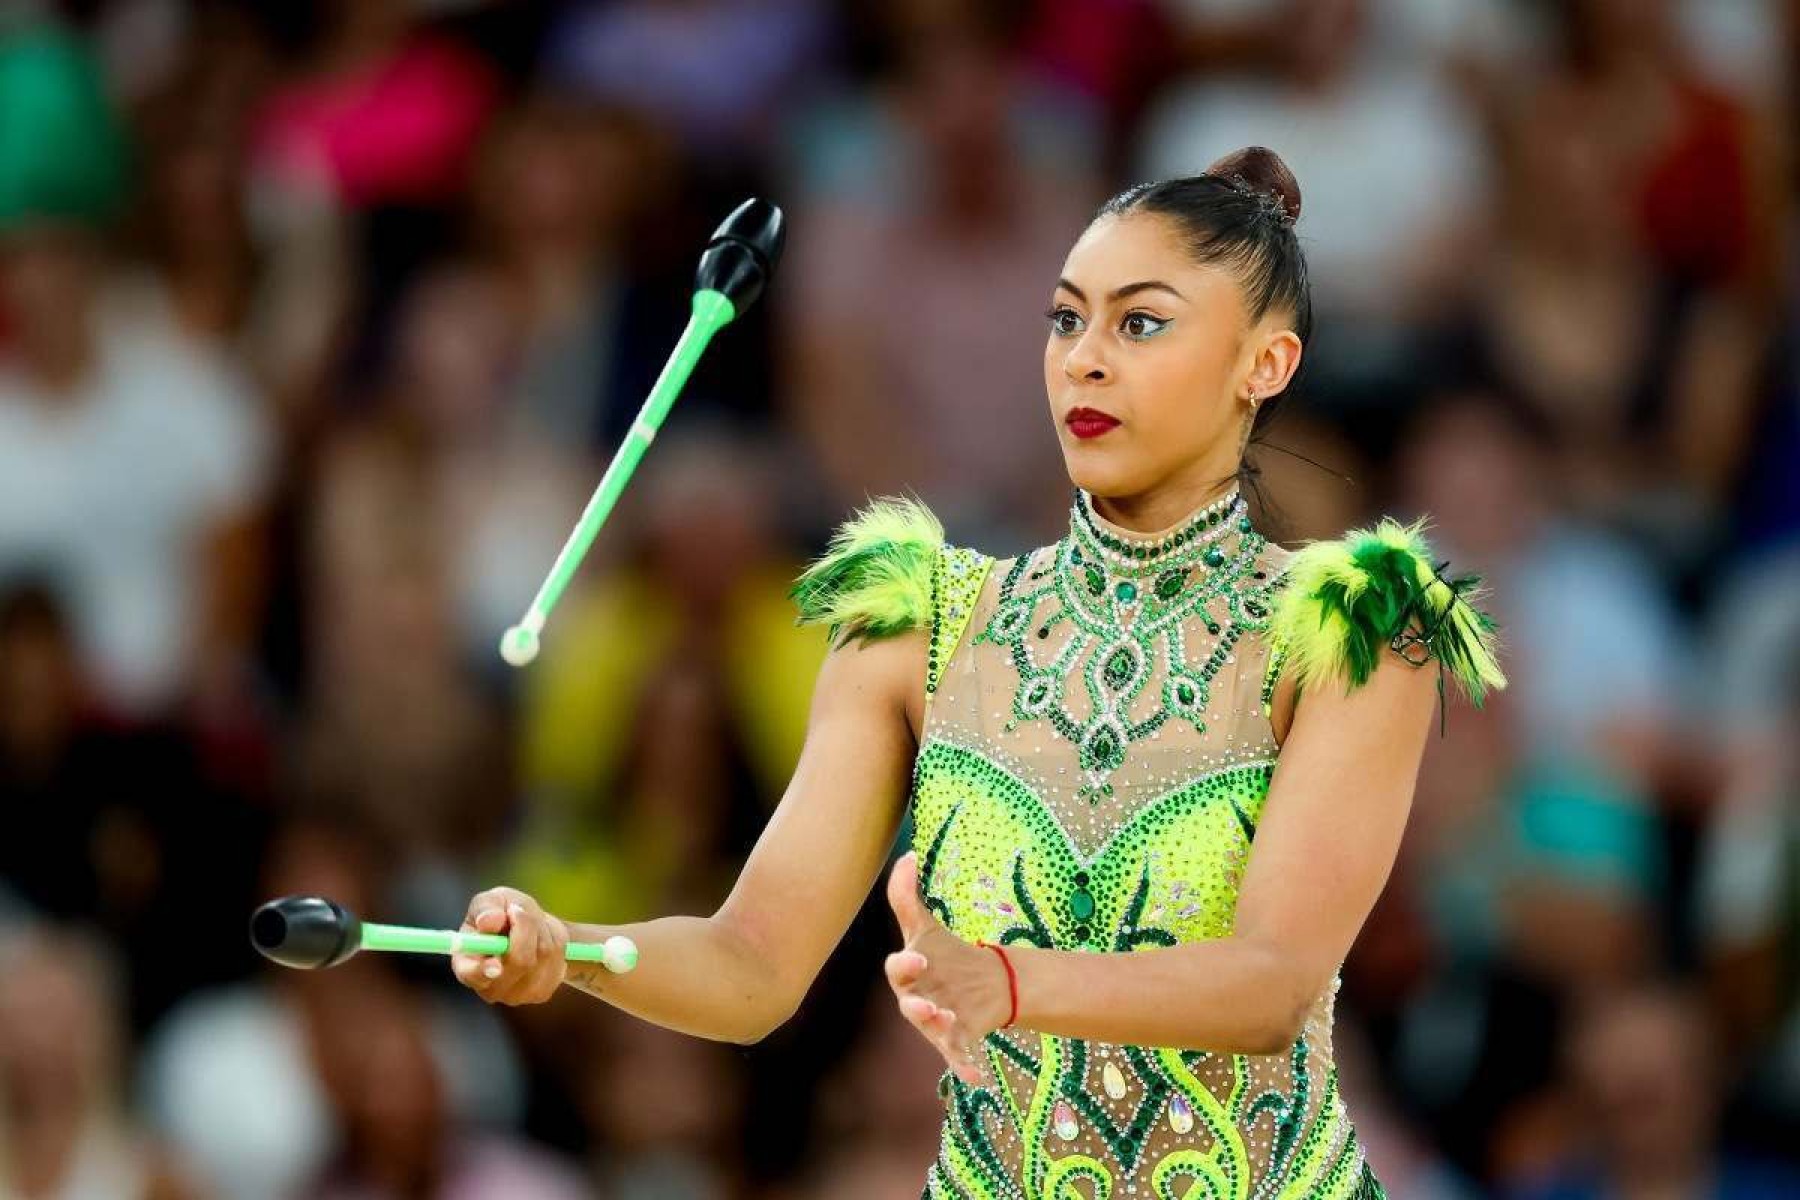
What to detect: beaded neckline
<box><xmin>970</xmin><ymin>485</ymin><xmax>1278</xmax><ymax>802</ymax></box>
<box><xmin>1067</xmin><ymin>485</ymin><xmax>1255</xmax><ymax>589</ymax></box>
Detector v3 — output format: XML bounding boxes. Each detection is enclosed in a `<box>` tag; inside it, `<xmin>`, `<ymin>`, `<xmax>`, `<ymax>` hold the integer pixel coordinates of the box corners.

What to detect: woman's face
<box><xmin>1044</xmin><ymin>211</ymin><xmax>1298</xmax><ymax>502</ymax></box>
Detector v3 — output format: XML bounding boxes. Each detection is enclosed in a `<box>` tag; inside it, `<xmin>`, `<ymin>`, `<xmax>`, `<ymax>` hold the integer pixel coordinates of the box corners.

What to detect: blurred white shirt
<box><xmin>0</xmin><ymin>321</ymin><xmax>269</xmax><ymax>713</ymax></box>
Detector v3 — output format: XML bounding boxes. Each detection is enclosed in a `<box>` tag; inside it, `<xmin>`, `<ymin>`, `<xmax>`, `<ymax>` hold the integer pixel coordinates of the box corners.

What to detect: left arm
<box><xmin>886</xmin><ymin>649</ymin><xmax>1441</xmax><ymax>1081</ymax></box>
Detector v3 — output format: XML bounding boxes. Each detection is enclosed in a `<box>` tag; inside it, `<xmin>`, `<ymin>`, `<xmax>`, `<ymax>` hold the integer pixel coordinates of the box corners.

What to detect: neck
<box><xmin>1086</xmin><ymin>475</ymin><xmax>1242</xmax><ymax>536</ymax></box>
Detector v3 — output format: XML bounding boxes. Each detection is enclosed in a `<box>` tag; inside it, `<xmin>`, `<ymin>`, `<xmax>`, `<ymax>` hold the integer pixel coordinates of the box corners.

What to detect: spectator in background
<box><xmin>1506</xmin><ymin>983</ymin><xmax>1800</xmax><ymax>1200</ymax></box>
<box><xmin>302</xmin><ymin>974</ymin><xmax>587</xmax><ymax>1200</ymax></box>
<box><xmin>570</xmin><ymin>1013</ymin><xmax>743</xmax><ymax>1200</ymax></box>
<box><xmin>1392</xmin><ymin>389</ymin><xmax>1689</xmax><ymax>783</ymax></box>
<box><xmin>1438</xmin><ymin>0</ymin><xmax>1782</xmax><ymax>566</ymax></box>
<box><xmin>463</xmin><ymin>95</ymin><xmax>672</xmax><ymax>454</ymax></box>
<box><xmin>0</xmin><ymin>924</ymin><xmax>202</xmax><ymax>1200</ymax></box>
<box><xmin>247</xmin><ymin>0</ymin><xmax>496</xmax><ymax>213</ymax></box>
<box><xmin>789</xmin><ymin>982</ymin><xmax>953</xmax><ymax>1200</ymax></box>
<box><xmin>1694</xmin><ymin>633</ymin><xmax>1800</xmax><ymax>1153</ymax></box>
<box><xmin>309</xmin><ymin>258</ymin><xmax>591</xmax><ymax>667</ymax></box>
<box><xmin>1369</xmin><ymin>389</ymin><xmax>1683</xmax><ymax>1181</ymax></box>
<box><xmin>1138</xmin><ymin>0</ymin><xmax>1495</xmax><ymax>414</ymax></box>
<box><xmin>118</xmin><ymin>53</ymin><xmax>265</xmax><ymax>370</ymax></box>
<box><xmin>1333</xmin><ymin>1017</ymin><xmax>1482</xmax><ymax>1200</ymax></box>
<box><xmin>779</xmin><ymin>0</ymin><xmax>1102</xmax><ymax>549</ymax></box>
<box><xmin>538</xmin><ymin>0</ymin><xmax>831</xmax><ymax>171</ymax></box>
<box><xmin>0</xmin><ymin>579</ymin><xmax>266</xmax><ymax>1039</ymax></box>
<box><xmin>0</xmin><ymin>22</ymin><xmax>273</xmax><ymax>721</ymax></box>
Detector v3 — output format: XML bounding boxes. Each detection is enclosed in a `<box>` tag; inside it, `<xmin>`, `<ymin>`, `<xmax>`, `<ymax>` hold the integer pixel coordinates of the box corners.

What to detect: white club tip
<box><xmin>602</xmin><ymin>934</ymin><xmax>639</xmax><ymax>974</ymax></box>
<box><xmin>499</xmin><ymin>625</ymin><xmax>540</xmax><ymax>668</ymax></box>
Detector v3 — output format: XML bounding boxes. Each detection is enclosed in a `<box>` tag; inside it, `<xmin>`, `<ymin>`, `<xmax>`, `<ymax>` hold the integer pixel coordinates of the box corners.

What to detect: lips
<box><xmin>1066</xmin><ymin>407</ymin><xmax>1120</xmax><ymax>439</ymax></box>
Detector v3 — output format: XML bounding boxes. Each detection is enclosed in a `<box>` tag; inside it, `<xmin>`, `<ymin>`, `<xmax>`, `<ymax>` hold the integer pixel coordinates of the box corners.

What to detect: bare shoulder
<box><xmin>813</xmin><ymin>623</ymin><xmax>931</xmax><ymax>745</ymax></box>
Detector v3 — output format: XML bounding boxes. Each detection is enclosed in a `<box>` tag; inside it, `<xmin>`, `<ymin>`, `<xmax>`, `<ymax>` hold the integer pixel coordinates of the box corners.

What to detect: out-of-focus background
<box><xmin>0</xmin><ymin>0</ymin><xmax>1797</xmax><ymax>1197</ymax></box>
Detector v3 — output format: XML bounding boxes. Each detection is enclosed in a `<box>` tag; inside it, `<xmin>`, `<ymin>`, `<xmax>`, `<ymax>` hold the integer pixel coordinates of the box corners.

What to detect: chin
<box><xmin>1060</xmin><ymin>443</ymin><xmax>1150</xmax><ymax>500</ymax></box>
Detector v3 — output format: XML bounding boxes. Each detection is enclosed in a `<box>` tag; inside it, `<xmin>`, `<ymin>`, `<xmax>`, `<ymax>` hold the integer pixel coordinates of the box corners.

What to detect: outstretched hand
<box><xmin>884</xmin><ymin>851</ymin><xmax>1012</xmax><ymax>1087</ymax></box>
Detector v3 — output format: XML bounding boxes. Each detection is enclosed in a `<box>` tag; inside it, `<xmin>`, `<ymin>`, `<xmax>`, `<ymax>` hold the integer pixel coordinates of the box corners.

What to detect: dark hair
<box><xmin>1091</xmin><ymin>146</ymin><xmax>1314</xmax><ymax>518</ymax></box>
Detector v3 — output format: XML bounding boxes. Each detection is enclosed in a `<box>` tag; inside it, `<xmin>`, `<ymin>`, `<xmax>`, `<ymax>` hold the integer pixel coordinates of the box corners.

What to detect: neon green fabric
<box><xmin>790</xmin><ymin>489</ymin><xmax>1505</xmax><ymax>1198</ymax></box>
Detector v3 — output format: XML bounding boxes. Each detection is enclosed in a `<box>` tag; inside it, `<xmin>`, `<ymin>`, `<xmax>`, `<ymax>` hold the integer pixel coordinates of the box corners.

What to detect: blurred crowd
<box><xmin>1</xmin><ymin>0</ymin><xmax>1798</xmax><ymax>1197</ymax></box>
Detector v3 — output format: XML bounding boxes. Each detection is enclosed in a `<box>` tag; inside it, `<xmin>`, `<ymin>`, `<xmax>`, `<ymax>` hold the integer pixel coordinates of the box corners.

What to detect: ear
<box><xmin>1244</xmin><ymin>329</ymin><xmax>1303</xmax><ymax>404</ymax></box>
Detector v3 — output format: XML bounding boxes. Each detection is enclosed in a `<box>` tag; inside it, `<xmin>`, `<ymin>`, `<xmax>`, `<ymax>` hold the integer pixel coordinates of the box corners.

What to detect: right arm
<box><xmin>453</xmin><ymin>627</ymin><xmax>925</xmax><ymax>1045</ymax></box>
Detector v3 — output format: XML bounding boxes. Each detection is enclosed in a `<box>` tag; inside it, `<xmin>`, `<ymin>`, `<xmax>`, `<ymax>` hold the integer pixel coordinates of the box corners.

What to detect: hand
<box><xmin>884</xmin><ymin>851</ymin><xmax>1012</xmax><ymax>1087</ymax></box>
<box><xmin>450</xmin><ymin>887</ymin><xmax>569</xmax><ymax>1006</ymax></box>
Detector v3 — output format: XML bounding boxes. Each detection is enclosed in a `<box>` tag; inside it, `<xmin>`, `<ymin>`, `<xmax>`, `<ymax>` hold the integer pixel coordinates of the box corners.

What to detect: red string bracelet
<box><xmin>975</xmin><ymin>940</ymin><xmax>1018</xmax><ymax>1028</ymax></box>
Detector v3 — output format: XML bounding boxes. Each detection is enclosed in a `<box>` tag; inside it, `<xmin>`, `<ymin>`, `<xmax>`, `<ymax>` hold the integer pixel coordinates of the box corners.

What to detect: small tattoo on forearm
<box><xmin>566</xmin><ymin>963</ymin><xmax>613</xmax><ymax>998</ymax></box>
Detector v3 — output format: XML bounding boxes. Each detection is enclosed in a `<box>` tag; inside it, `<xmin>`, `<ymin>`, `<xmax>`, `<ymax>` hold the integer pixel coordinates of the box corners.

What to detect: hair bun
<box><xmin>1204</xmin><ymin>146</ymin><xmax>1302</xmax><ymax>223</ymax></box>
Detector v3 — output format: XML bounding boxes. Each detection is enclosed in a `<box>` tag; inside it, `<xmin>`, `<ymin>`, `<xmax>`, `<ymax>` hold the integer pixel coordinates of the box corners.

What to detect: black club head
<box><xmin>693</xmin><ymin>197</ymin><xmax>786</xmax><ymax>314</ymax></box>
<box><xmin>249</xmin><ymin>895</ymin><xmax>362</xmax><ymax>969</ymax></box>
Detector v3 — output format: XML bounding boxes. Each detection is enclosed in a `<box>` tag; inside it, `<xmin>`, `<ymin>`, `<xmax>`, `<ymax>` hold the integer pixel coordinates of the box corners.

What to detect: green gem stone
<box><xmin>1089</xmin><ymin>727</ymin><xmax>1123</xmax><ymax>769</ymax></box>
<box><xmin>1203</xmin><ymin>546</ymin><xmax>1225</xmax><ymax>568</ymax></box>
<box><xmin>1115</xmin><ymin>581</ymin><xmax>1138</xmax><ymax>602</ymax></box>
<box><xmin>1239</xmin><ymin>515</ymin><xmax>1253</xmax><ymax>532</ymax></box>
<box><xmin>1156</xmin><ymin>569</ymin><xmax>1187</xmax><ymax>598</ymax></box>
<box><xmin>1104</xmin><ymin>649</ymin><xmax>1133</xmax><ymax>688</ymax></box>
<box><xmin>1070</xmin><ymin>889</ymin><xmax>1096</xmax><ymax>920</ymax></box>
<box><xmin>1086</xmin><ymin>564</ymin><xmax>1104</xmax><ymax>594</ymax></box>
<box><xmin>1177</xmin><ymin>682</ymin><xmax>1196</xmax><ymax>704</ymax></box>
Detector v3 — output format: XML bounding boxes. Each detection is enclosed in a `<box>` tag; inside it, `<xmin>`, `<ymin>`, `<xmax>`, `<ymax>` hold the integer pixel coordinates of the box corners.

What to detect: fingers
<box><xmin>916</xmin><ymin>1007</ymin><xmax>985</xmax><ymax>1086</ymax></box>
<box><xmin>504</xmin><ymin>902</ymin><xmax>538</xmax><ymax>976</ymax></box>
<box><xmin>894</xmin><ymin>988</ymin><xmax>988</xmax><ymax>1087</ymax></box>
<box><xmin>465</xmin><ymin>887</ymin><xmax>517</xmax><ymax>935</ymax></box>
<box><xmin>885</xmin><ymin>852</ymin><xmax>929</xmax><ymax>940</ymax></box>
<box><xmin>451</xmin><ymin>889</ymin><xmax>566</xmax><ymax>1006</ymax></box>
<box><xmin>451</xmin><ymin>950</ymin><xmax>487</xmax><ymax>989</ymax></box>
<box><xmin>884</xmin><ymin>948</ymin><xmax>928</xmax><ymax>990</ymax></box>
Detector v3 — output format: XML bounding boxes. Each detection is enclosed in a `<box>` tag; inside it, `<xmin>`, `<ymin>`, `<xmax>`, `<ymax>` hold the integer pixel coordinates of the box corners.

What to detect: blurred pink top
<box><xmin>251</xmin><ymin>38</ymin><xmax>498</xmax><ymax>208</ymax></box>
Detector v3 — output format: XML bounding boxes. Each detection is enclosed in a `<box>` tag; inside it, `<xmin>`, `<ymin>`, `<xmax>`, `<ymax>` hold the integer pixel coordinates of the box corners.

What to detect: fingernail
<box><xmin>485</xmin><ymin>960</ymin><xmax>501</xmax><ymax>978</ymax></box>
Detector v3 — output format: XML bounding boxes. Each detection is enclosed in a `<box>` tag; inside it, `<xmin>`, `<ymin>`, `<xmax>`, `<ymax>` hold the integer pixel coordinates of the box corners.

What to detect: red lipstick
<box><xmin>1066</xmin><ymin>407</ymin><xmax>1121</xmax><ymax>439</ymax></box>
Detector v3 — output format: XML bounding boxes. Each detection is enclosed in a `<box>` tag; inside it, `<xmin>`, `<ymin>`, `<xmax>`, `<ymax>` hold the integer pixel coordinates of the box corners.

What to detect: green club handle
<box><xmin>500</xmin><ymin>289</ymin><xmax>735</xmax><ymax>669</ymax></box>
<box><xmin>362</xmin><ymin>922</ymin><xmax>639</xmax><ymax>971</ymax></box>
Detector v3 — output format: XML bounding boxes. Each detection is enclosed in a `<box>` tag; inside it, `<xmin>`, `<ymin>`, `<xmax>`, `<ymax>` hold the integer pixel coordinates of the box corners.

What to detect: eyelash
<box><xmin>1044</xmin><ymin>305</ymin><xmax>1170</xmax><ymax>341</ymax></box>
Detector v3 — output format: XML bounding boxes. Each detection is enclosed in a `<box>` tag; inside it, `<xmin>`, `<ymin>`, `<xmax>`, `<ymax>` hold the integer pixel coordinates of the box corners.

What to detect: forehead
<box><xmin>1058</xmin><ymin>211</ymin><xmax>1239</xmax><ymax>309</ymax></box>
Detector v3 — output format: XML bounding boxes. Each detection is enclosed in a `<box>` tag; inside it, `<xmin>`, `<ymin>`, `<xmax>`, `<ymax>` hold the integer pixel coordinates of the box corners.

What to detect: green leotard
<box><xmin>791</xmin><ymin>486</ymin><xmax>1507</xmax><ymax>1200</ymax></box>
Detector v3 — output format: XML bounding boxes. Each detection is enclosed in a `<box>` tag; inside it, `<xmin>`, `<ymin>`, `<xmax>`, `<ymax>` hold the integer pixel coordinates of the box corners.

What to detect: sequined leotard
<box><xmin>790</xmin><ymin>486</ymin><xmax>1507</xmax><ymax>1200</ymax></box>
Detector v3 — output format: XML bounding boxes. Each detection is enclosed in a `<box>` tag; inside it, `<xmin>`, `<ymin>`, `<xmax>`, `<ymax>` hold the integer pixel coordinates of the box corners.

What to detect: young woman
<box><xmin>452</xmin><ymin>146</ymin><xmax>1507</xmax><ymax>1199</ymax></box>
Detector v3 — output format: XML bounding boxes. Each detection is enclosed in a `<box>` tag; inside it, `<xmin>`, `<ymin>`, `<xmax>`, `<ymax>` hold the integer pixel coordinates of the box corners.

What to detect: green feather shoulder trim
<box><xmin>1262</xmin><ymin>515</ymin><xmax>1508</xmax><ymax>717</ymax></box>
<box><xmin>789</xmin><ymin>495</ymin><xmax>944</xmax><ymax>647</ymax></box>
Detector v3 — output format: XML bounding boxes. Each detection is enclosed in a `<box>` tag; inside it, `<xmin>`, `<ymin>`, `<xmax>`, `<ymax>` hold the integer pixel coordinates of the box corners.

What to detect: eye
<box><xmin>1121</xmin><ymin>311</ymin><xmax>1171</xmax><ymax>340</ymax></box>
<box><xmin>1045</xmin><ymin>305</ymin><xmax>1084</xmax><ymax>337</ymax></box>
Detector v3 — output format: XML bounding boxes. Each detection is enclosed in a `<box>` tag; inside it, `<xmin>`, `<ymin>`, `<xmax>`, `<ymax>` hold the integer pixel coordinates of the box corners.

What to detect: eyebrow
<box><xmin>1056</xmin><ymin>278</ymin><xmax>1186</xmax><ymax>304</ymax></box>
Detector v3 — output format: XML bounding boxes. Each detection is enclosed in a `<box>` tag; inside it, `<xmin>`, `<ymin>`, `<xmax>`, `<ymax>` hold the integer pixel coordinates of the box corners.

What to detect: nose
<box><xmin>1062</xmin><ymin>329</ymin><xmax>1111</xmax><ymax>385</ymax></box>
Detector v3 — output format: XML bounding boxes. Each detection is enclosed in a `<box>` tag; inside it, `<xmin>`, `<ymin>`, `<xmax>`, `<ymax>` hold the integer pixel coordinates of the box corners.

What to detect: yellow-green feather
<box><xmin>789</xmin><ymin>494</ymin><xmax>944</xmax><ymax>647</ymax></box>
<box><xmin>1264</xmin><ymin>514</ymin><xmax>1508</xmax><ymax>708</ymax></box>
